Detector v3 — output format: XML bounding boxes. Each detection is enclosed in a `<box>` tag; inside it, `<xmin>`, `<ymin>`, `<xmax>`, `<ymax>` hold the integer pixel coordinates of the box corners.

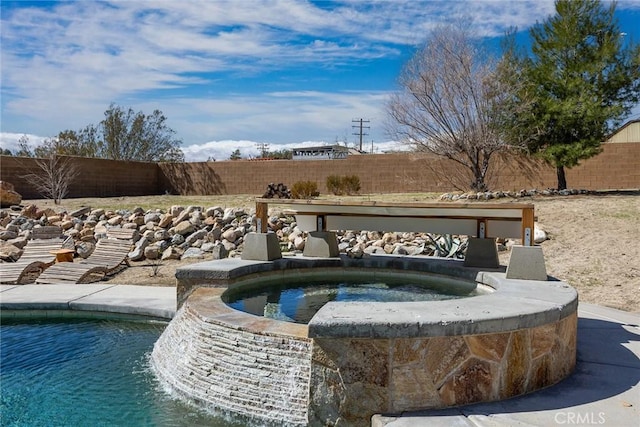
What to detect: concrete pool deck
<box><xmin>0</xmin><ymin>284</ymin><xmax>638</xmax><ymax>426</ymax></box>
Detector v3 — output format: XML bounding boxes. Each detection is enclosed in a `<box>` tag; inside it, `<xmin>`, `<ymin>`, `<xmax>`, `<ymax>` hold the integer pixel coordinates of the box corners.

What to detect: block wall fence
<box><xmin>1</xmin><ymin>143</ymin><xmax>638</xmax><ymax>200</ymax></box>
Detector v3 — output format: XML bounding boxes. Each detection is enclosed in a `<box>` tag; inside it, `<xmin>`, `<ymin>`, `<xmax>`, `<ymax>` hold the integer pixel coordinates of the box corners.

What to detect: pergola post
<box><xmin>256</xmin><ymin>201</ymin><xmax>268</xmax><ymax>233</ymax></box>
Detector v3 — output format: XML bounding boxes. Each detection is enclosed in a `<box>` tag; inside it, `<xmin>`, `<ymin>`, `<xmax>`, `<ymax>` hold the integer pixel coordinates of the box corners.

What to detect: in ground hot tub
<box><xmin>151</xmin><ymin>255</ymin><xmax>577</xmax><ymax>426</ymax></box>
<box><xmin>222</xmin><ymin>268</ymin><xmax>484</xmax><ymax>324</ymax></box>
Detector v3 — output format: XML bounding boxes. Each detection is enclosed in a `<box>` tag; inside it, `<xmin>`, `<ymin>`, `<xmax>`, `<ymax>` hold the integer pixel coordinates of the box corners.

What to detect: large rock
<box><xmin>534</xmin><ymin>224</ymin><xmax>548</xmax><ymax>243</ymax></box>
<box><xmin>154</xmin><ymin>229</ymin><xmax>170</xmax><ymax>241</ymax></box>
<box><xmin>144</xmin><ymin>245</ymin><xmax>161</xmax><ymax>260</ymax></box>
<box><xmin>222</xmin><ymin>227</ymin><xmax>239</xmax><ymax>242</ymax></box>
<box><xmin>185</xmin><ymin>229</ymin><xmax>207</xmax><ymax>245</ymax></box>
<box><xmin>0</xmin><ymin>230</ymin><xmax>18</xmax><ymax>241</ymax></box>
<box><xmin>76</xmin><ymin>241</ymin><xmax>95</xmax><ymax>259</ymax></box>
<box><xmin>0</xmin><ymin>242</ymin><xmax>22</xmax><ymax>261</ymax></box>
<box><xmin>0</xmin><ymin>181</ymin><xmax>22</xmax><ymax>207</ymax></box>
<box><xmin>174</xmin><ymin>220</ymin><xmax>194</xmax><ymax>235</ymax></box>
<box><xmin>158</xmin><ymin>214</ymin><xmax>173</xmax><ymax>228</ymax></box>
<box><xmin>211</xmin><ymin>243</ymin><xmax>229</xmax><ymax>260</ymax></box>
<box><xmin>70</xmin><ymin>207</ymin><xmax>91</xmax><ymax>218</ymax></box>
<box><xmin>181</xmin><ymin>247</ymin><xmax>204</xmax><ymax>259</ymax></box>
<box><xmin>144</xmin><ymin>212</ymin><xmax>161</xmax><ymax>224</ymax></box>
<box><xmin>128</xmin><ymin>236</ymin><xmax>150</xmax><ymax>261</ymax></box>
<box><xmin>90</xmin><ymin>208</ymin><xmax>105</xmax><ymax>217</ymax></box>
<box><xmin>171</xmin><ymin>234</ymin><xmax>185</xmax><ymax>245</ymax></box>
<box><xmin>107</xmin><ymin>215</ymin><xmax>123</xmax><ymax>226</ymax></box>
<box><xmin>161</xmin><ymin>246</ymin><xmax>183</xmax><ymax>260</ymax></box>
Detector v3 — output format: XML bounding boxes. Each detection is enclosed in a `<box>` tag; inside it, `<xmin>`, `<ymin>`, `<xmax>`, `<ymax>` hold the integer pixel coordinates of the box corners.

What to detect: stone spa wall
<box><xmin>153</xmin><ymin>256</ymin><xmax>578</xmax><ymax>426</ymax></box>
<box><xmin>309</xmin><ymin>314</ymin><xmax>577</xmax><ymax>424</ymax></box>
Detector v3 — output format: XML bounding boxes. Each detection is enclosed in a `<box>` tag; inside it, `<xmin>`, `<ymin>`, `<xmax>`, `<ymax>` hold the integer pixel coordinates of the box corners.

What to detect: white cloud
<box><xmin>0</xmin><ymin>0</ymin><xmax>558</xmax><ymax>105</ymax></box>
<box><xmin>181</xmin><ymin>138</ymin><xmax>408</xmax><ymax>162</ymax></box>
<box><xmin>2</xmin><ymin>0</ymin><xmax>637</xmax><ymax>155</ymax></box>
<box><xmin>0</xmin><ymin>133</ymin><xmax>48</xmax><ymax>153</ymax></box>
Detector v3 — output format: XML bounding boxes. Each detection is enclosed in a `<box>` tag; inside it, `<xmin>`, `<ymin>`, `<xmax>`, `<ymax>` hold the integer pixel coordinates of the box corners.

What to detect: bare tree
<box><xmin>22</xmin><ymin>155</ymin><xmax>79</xmax><ymax>204</ymax></box>
<box><xmin>387</xmin><ymin>24</ymin><xmax>525</xmax><ymax>192</ymax></box>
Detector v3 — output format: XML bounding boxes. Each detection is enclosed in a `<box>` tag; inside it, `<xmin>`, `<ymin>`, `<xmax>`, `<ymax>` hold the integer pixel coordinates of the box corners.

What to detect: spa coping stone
<box><xmin>176</xmin><ymin>254</ymin><xmax>578</xmax><ymax>338</ymax></box>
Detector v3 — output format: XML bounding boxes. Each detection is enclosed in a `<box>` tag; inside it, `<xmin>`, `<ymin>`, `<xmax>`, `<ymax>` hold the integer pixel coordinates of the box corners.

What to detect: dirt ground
<box><xmin>511</xmin><ymin>194</ymin><xmax>640</xmax><ymax>313</ymax></box>
<box><xmin>21</xmin><ymin>193</ymin><xmax>640</xmax><ymax>313</ymax></box>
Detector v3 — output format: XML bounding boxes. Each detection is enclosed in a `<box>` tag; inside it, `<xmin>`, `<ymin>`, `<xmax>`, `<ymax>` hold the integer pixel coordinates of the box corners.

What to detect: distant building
<box><xmin>292</xmin><ymin>145</ymin><xmax>352</xmax><ymax>160</ymax></box>
<box><xmin>606</xmin><ymin>119</ymin><xmax>640</xmax><ymax>143</ymax></box>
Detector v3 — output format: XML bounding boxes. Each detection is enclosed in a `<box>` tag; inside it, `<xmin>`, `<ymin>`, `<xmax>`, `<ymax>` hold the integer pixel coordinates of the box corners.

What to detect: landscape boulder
<box><xmin>144</xmin><ymin>245</ymin><xmax>161</xmax><ymax>260</ymax></box>
<box><xmin>181</xmin><ymin>247</ymin><xmax>204</xmax><ymax>259</ymax></box>
<box><xmin>0</xmin><ymin>181</ymin><xmax>22</xmax><ymax>207</ymax></box>
<box><xmin>161</xmin><ymin>246</ymin><xmax>183</xmax><ymax>260</ymax></box>
<box><xmin>0</xmin><ymin>242</ymin><xmax>22</xmax><ymax>261</ymax></box>
<box><xmin>76</xmin><ymin>241</ymin><xmax>95</xmax><ymax>259</ymax></box>
<box><xmin>534</xmin><ymin>224</ymin><xmax>548</xmax><ymax>243</ymax></box>
<box><xmin>174</xmin><ymin>220</ymin><xmax>194</xmax><ymax>236</ymax></box>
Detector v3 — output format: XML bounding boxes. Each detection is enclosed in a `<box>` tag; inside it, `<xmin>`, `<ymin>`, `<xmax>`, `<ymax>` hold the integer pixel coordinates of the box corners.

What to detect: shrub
<box><xmin>326</xmin><ymin>174</ymin><xmax>361</xmax><ymax>195</ymax></box>
<box><xmin>326</xmin><ymin>175</ymin><xmax>343</xmax><ymax>195</ymax></box>
<box><xmin>342</xmin><ymin>175</ymin><xmax>361</xmax><ymax>195</ymax></box>
<box><xmin>291</xmin><ymin>181</ymin><xmax>320</xmax><ymax>199</ymax></box>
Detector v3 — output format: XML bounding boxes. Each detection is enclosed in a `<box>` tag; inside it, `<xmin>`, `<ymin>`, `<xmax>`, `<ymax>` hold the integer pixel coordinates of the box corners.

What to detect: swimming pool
<box><xmin>0</xmin><ymin>317</ymin><xmax>241</xmax><ymax>427</ymax></box>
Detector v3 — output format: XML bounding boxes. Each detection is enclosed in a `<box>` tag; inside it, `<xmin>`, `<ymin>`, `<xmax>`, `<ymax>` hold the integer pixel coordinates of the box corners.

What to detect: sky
<box><xmin>1</xmin><ymin>0</ymin><xmax>639</xmax><ymax>162</ymax></box>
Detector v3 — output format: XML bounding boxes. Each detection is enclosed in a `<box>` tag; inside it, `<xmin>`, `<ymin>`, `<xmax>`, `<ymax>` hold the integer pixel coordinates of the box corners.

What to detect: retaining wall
<box><xmin>1</xmin><ymin>142</ymin><xmax>638</xmax><ymax>199</ymax></box>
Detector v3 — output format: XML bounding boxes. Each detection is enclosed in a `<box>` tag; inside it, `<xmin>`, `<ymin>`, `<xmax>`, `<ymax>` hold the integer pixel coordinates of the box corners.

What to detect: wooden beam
<box><xmin>522</xmin><ymin>206</ymin><xmax>535</xmax><ymax>246</ymax></box>
<box><xmin>256</xmin><ymin>201</ymin><xmax>268</xmax><ymax>233</ymax></box>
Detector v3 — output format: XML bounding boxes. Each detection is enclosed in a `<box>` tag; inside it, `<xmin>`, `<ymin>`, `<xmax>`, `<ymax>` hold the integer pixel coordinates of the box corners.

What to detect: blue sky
<box><xmin>1</xmin><ymin>0</ymin><xmax>639</xmax><ymax>161</ymax></box>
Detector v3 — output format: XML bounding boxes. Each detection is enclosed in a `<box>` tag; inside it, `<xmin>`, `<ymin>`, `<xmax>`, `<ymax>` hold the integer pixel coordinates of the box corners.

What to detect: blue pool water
<box><xmin>0</xmin><ymin>318</ymin><xmax>241</xmax><ymax>427</ymax></box>
<box><xmin>225</xmin><ymin>279</ymin><xmax>475</xmax><ymax>324</ymax></box>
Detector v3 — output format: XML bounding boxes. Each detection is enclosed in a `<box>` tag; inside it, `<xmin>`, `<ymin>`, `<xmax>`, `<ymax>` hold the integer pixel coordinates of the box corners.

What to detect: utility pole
<box><xmin>255</xmin><ymin>142</ymin><xmax>270</xmax><ymax>158</ymax></box>
<box><xmin>352</xmin><ymin>118</ymin><xmax>370</xmax><ymax>151</ymax></box>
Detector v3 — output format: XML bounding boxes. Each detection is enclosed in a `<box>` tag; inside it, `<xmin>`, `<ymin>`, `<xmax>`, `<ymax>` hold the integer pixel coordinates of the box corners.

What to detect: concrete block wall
<box><xmin>565</xmin><ymin>142</ymin><xmax>640</xmax><ymax>190</ymax></box>
<box><xmin>2</xmin><ymin>142</ymin><xmax>638</xmax><ymax>199</ymax></box>
<box><xmin>158</xmin><ymin>143</ymin><xmax>640</xmax><ymax>195</ymax></box>
<box><xmin>1</xmin><ymin>155</ymin><xmax>162</xmax><ymax>199</ymax></box>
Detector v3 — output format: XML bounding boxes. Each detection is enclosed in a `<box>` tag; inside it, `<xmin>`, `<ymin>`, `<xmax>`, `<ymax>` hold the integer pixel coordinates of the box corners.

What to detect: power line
<box><xmin>255</xmin><ymin>142</ymin><xmax>270</xmax><ymax>158</ymax></box>
<box><xmin>352</xmin><ymin>118</ymin><xmax>370</xmax><ymax>151</ymax></box>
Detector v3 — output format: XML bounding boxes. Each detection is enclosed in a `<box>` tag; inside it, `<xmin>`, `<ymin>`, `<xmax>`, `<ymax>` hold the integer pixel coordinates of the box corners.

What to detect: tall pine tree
<box><xmin>510</xmin><ymin>0</ymin><xmax>640</xmax><ymax>189</ymax></box>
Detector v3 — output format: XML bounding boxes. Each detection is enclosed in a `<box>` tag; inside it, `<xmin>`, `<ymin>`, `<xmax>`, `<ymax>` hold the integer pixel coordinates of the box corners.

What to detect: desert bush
<box><xmin>326</xmin><ymin>175</ymin><xmax>343</xmax><ymax>195</ymax></box>
<box><xmin>342</xmin><ymin>175</ymin><xmax>361</xmax><ymax>195</ymax></box>
<box><xmin>291</xmin><ymin>181</ymin><xmax>319</xmax><ymax>199</ymax></box>
<box><xmin>326</xmin><ymin>175</ymin><xmax>361</xmax><ymax>195</ymax></box>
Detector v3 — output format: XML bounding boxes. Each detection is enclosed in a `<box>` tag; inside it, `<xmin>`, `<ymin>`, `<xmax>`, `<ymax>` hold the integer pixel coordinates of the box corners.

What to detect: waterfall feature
<box><xmin>151</xmin><ymin>290</ymin><xmax>312</xmax><ymax>426</ymax></box>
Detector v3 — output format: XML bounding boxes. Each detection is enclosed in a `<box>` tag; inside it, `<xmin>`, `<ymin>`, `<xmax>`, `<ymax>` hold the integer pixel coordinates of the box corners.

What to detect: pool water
<box><xmin>0</xmin><ymin>318</ymin><xmax>242</xmax><ymax>427</ymax></box>
<box><xmin>224</xmin><ymin>279</ymin><xmax>475</xmax><ymax>324</ymax></box>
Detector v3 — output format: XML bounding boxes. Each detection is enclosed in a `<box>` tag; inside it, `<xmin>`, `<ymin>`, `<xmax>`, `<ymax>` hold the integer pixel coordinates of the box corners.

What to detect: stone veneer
<box><xmin>154</xmin><ymin>255</ymin><xmax>578</xmax><ymax>426</ymax></box>
<box><xmin>308</xmin><ymin>313</ymin><xmax>576</xmax><ymax>425</ymax></box>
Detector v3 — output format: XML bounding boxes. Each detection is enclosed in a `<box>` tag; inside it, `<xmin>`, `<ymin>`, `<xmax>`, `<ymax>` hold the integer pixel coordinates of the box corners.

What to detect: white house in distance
<box><xmin>292</xmin><ymin>144</ymin><xmax>359</xmax><ymax>160</ymax></box>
